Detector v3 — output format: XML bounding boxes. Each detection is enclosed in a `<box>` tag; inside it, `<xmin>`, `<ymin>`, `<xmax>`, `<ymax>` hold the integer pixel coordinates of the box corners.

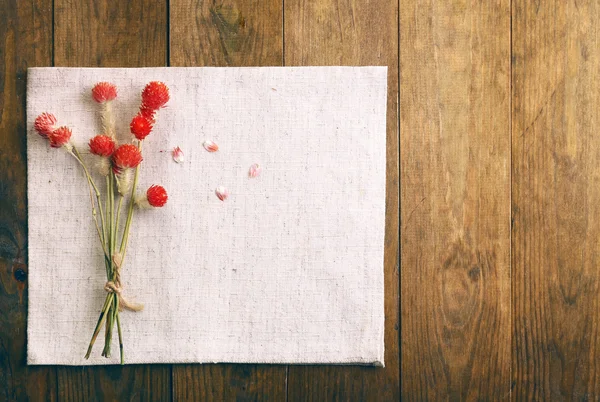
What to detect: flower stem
<box><xmin>104</xmin><ymin>176</ymin><xmax>111</xmax><ymax>278</ymax></box>
<box><xmin>70</xmin><ymin>146</ymin><xmax>111</xmax><ymax>274</ymax></box>
<box><xmin>102</xmin><ymin>303</ymin><xmax>111</xmax><ymax>357</ymax></box>
<box><xmin>102</xmin><ymin>295</ymin><xmax>118</xmax><ymax>357</ymax></box>
<box><xmin>116</xmin><ymin>307</ymin><xmax>124</xmax><ymax>365</ymax></box>
<box><xmin>72</xmin><ymin>146</ymin><xmax>106</xmax><ymax>240</ymax></box>
<box><xmin>102</xmin><ymin>101</ymin><xmax>116</xmax><ymax>139</ymax></box>
<box><xmin>84</xmin><ymin>292</ymin><xmax>114</xmax><ymax>359</ymax></box>
<box><xmin>110</xmin><ymin>172</ymin><xmax>116</xmax><ymax>258</ymax></box>
<box><xmin>115</xmin><ymin>195</ymin><xmax>124</xmax><ymax>242</ymax></box>
<box><xmin>112</xmin><ymin>296</ymin><xmax>119</xmax><ymax>358</ymax></box>
<box><xmin>119</xmin><ymin>141</ymin><xmax>142</xmax><ymax>260</ymax></box>
<box><xmin>105</xmin><ymin>170</ymin><xmax>117</xmax><ymax>358</ymax></box>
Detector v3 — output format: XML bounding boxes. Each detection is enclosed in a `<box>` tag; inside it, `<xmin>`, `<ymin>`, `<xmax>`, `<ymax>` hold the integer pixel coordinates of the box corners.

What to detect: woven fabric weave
<box><xmin>26</xmin><ymin>67</ymin><xmax>387</xmax><ymax>366</ymax></box>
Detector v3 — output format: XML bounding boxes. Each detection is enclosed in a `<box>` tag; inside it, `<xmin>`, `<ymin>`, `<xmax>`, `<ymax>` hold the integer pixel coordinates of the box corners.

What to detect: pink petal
<box><xmin>215</xmin><ymin>186</ymin><xmax>229</xmax><ymax>201</ymax></box>
<box><xmin>203</xmin><ymin>140</ymin><xmax>219</xmax><ymax>152</ymax></box>
<box><xmin>248</xmin><ymin>163</ymin><xmax>261</xmax><ymax>178</ymax></box>
<box><xmin>172</xmin><ymin>146</ymin><xmax>184</xmax><ymax>163</ymax></box>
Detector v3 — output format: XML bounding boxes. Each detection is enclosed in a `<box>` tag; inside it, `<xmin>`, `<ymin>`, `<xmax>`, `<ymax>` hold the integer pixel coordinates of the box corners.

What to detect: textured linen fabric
<box><xmin>26</xmin><ymin>67</ymin><xmax>387</xmax><ymax>366</ymax></box>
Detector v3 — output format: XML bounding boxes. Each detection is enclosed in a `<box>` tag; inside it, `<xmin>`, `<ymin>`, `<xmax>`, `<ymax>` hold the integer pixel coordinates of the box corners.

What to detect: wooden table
<box><xmin>0</xmin><ymin>0</ymin><xmax>597</xmax><ymax>400</ymax></box>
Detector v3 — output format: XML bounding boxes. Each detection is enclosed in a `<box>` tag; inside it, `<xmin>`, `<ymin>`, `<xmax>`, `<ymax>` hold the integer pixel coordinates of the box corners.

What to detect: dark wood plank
<box><xmin>169</xmin><ymin>1</ymin><xmax>286</xmax><ymax>400</ymax></box>
<box><xmin>400</xmin><ymin>0</ymin><xmax>511</xmax><ymax>399</ymax></box>
<box><xmin>53</xmin><ymin>1</ymin><xmax>171</xmax><ymax>400</ymax></box>
<box><xmin>0</xmin><ymin>0</ymin><xmax>56</xmax><ymax>401</ymax></box>
<box><xmin>57</xmin><ymin>365</ymin><xmax>171</xmax><ymax>401</ymax></box>
<box><xmin>173</xmin><ymin>364</ymin><xmax>287</xmax><ymax>401</ymax></box>
<box><xmin>54</xmin><ymin>0</ymin><xmax>167</xmax><ymax>67</ymax></box>
<box><xmin>512</xmin><ymin>0</ymin><xmax>600</xmax><ymax>399</ymax></box>
<box><xmin>284</xmin><ymin>0</ymin><xmax>400</xmax><ymax>400</ymax></box>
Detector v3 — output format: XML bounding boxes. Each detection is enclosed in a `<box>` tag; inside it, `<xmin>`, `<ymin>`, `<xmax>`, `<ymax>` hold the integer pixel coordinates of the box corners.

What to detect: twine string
<box><xmin>104</xmin><ymin>255</ymin><xmax>144</xmax><ymax>312</ymax></box>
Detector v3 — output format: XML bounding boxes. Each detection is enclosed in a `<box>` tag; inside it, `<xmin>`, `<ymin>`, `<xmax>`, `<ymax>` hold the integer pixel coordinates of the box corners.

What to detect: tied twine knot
<box><xmin>104</xmin><ymin>253</ymin><xmax>144</xmax><ymax>312</ymax></box>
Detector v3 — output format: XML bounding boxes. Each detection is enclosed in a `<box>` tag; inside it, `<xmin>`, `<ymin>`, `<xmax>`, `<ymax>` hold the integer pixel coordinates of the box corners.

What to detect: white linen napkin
<box><xmin>26</xmin><ymin>67</ymin><xmax>387</xmax><ymax>365</ymax></box>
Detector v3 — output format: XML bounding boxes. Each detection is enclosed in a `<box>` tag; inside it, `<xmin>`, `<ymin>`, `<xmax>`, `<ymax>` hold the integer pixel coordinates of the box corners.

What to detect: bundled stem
<box><xmin>82</xmin><ymin>98</ymin><xmax>131</xmax><ymax>363</ymax></box>
<box><xmin>78</xmin><ymin>81</ymin><xmax>169</xmax><ymax>364</ymax></box>
<box><xmin>84</xmin><ymin>143</ymin><xmax>143</xmax><ymax>365</ymax></box>
<box><xmin>34</xmin><ymin>81</ymin><xmax>171</xmax><ymax>365</ymax></box>
<box><xmin>101</xmin><ymin>170</ymin><xmax>120</xmax><ymax>359</ymax></box>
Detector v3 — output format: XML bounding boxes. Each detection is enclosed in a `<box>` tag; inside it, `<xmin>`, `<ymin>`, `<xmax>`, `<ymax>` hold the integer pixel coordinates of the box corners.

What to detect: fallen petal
<box><xmin>172</xmin><ymin>146</ymin><xmax>184</xmax><ymax>163</ymax></box>
<box><xmin>248</xmin><ymin>163</ymin><xmax>261</xmax><ymax>178</ymax></box>
<box><xmin>203</xmin><ymin>140</ymin><xmax>219</xmax><ymax>152</ymax></box>
<box><xmin>215</xmin><ymin>186</ymin><xmax>229</xmax><ymax>201</ymax></box>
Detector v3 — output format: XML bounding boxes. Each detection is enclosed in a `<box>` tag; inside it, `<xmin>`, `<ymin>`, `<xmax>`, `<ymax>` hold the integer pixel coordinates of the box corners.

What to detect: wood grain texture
<box><xmin>400</xmin><ymin>0</ymin><xmax>511</xmax><ymax>399</ymax></box>
<box><xmin>57</xmin><ymin>365</ymin><xmax>170</xmax><ymax>401</ymax></box>
<box><xmin>54</xmin><ymin>0</ymin><xmax>167</xmax><ymax>67</ymax></box>
<box><xmin>284</xmin><ymin>0</ymin><xmax>400</xmax><ymax>400</ymax></box>
<box><xmin>0</xmin><ymin>0</ymin><xmax>56</xmax><ymax>401</ymax></box>
<box><xmin>170</xmin><ymin>1</ymin><xmax>286</xmax><ymax>399</ymax></box>
<box><xmin>172</xmin><ymin>364</ymin><xmax>287</xmax><ymax>401</ymax></box>
<box><xmin>512</xmin><ymin>0</ymin><xmax>600</xmax><ymax>399</ymax></box>
<box><xmin>170</xmin><ymin>0</ymin><xmax>282</xmax><ymax>66</ymax></box>
<box><xmin>52</xmin><ymin>1</ymin><xmax>171</xmax><ymax>400</ymax></box>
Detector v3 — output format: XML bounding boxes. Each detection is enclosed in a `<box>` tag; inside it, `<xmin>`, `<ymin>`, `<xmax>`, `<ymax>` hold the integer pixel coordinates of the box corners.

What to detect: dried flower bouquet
<box><xmin>33</xmin><ymin>81</ymin><xmax>171</xmax><ymax>364</ymax></box>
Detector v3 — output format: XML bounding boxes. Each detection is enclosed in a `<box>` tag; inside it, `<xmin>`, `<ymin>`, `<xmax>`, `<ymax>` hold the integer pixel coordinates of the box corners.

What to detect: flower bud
<box><xmin>92</xmin><ymin>82</ymin><xmax>117</xmax><ymax>103</ymax></box>
<box><xmin>89</xmin><ymin>134</ymin><xmax>116</xmax><ymax>157</ymax></box>
<box><xmin>130</xmin><ymin>114</ymin><xmax>153</xmax><ymax>140</ymax></box>
<box><xmin>34</xmin><ymin>113</ymin><xmax>57</xmax><ymax>138</ymax></box>
<box><xmin>136</xmin><ymin>185</ymin><xmax>168</xmax><ymax>208</ymax></box>
<box><xmin>48</xmin><ymin>126</ymin><xmax>72</xmax><ymax>148</ymax></box>
<box><xmin>146</xmin><ymin>185</ymin><xmax>168</xmax><ymax>207</ymax></box>
<box><xmin>141</xmin><ymin>81</ymin><xmax>169</xmax><ymax>111</ymax></box>
<box><xmin>112</xmin><ymin>144</ymin><xmax>142</xmax><ymax>171</ymax></box>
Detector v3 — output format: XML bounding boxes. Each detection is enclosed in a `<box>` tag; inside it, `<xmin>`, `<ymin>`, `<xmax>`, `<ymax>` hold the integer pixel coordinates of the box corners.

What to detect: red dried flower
<box><xmin>130</xmin><ymin>114</ymin><xmax>153</xmax><ymax>140</ymax></box>
<box><xmin>92</xmin><ymin>82</ymin><xmax>118</xmax><ymax>103</ymax></box>
<box><xmin>139</xmin><ymin>106</ymin><xmax>156</xmax><ymax>121</ymax></box>
<box><xmin>146</xmin><ymin>185</ymin><xmax>168</xmax><ymax>207</ymax></box>
<box><xmin>112</xmin><ymin>144</ymin><xmax>143</xmax><ymax>170</ymax></box>
<box><xmin>48</xmin><ymin>126</ymin><xmax>72</xmax><ymax>148</ymax></box>
<box><xmin>89</xmin><ymin>134</ymin><xmax>116</xmax><ymax>157</ymax></box>
<box><xmin>141</xmin><ymin>81</ymin><xmax>169</xmax><ymax>111</ymax></box>
<box><xmin>34</xmin><ymin>113</ymin><xmax>58</xmax><ymax>138</ymax></box>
